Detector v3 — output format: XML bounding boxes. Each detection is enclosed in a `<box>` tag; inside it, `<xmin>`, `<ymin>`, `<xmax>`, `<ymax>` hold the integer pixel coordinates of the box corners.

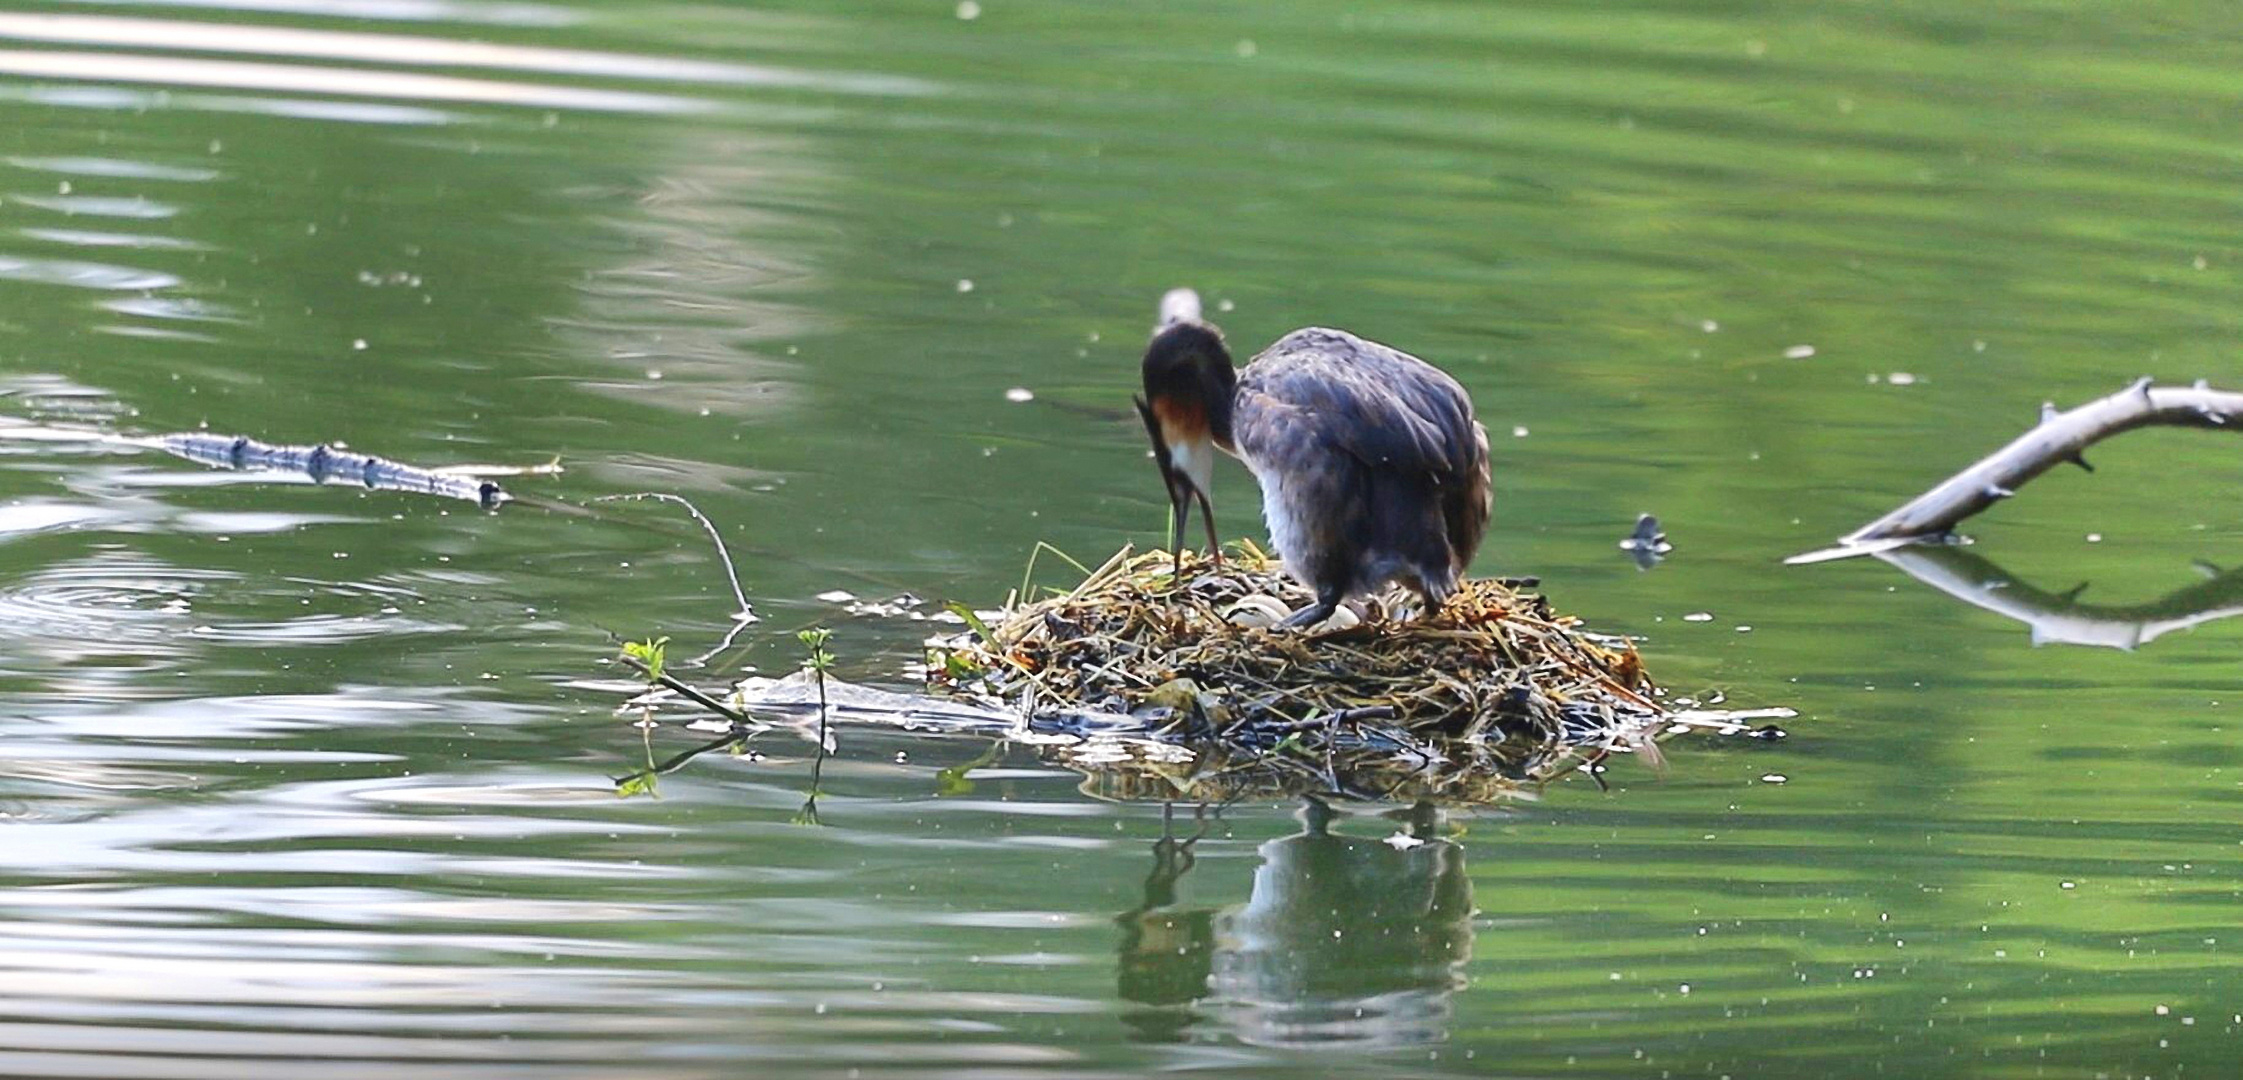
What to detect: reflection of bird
<box><xmin>1114</xmin><ymin>805</ymin><xmax>1217</xmax><ymax>1042</ymax></box>
<box><xmin>1209</xmin><ymin>798</ymin><xmax>1473</xmax><ymax>1049</ymax></box>
<box><xmin>1134</xmin><ymin>289</ymin><xmax>1492</xmax><ymax>628</ymax></box>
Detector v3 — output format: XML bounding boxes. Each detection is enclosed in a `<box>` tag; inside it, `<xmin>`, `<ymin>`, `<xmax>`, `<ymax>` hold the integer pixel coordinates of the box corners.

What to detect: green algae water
<box><xmin>1</xmin><ymin>1</ymin><xmax>2241</xmax><ymax>1076</ymax></box>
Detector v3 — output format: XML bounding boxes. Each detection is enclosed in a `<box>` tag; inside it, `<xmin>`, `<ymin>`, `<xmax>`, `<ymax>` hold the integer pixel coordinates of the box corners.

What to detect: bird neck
<box><xmin>1206</xmin><ymin>382</ymin><xmax>1235</xmax><ymax>451</ymax></box>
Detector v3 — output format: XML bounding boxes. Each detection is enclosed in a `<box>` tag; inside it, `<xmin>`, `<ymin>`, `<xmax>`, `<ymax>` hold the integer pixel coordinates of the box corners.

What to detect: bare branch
<box><xmin>1790</xmin><ymin>379</ymin><xmax>2243</xmax><ymax>564</ymax></box>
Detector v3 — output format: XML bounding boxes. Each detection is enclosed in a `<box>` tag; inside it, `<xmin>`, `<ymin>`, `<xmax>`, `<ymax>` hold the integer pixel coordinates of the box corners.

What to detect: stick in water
<box><xmin>594</xmin><ymin>492</ymin><xmax>757</xmax><ymax>621</ymax></box>
<box><xmin>1789</xmin><ymin>378</ymin><xmax>2243</xmax><ymax>564</ymax></box>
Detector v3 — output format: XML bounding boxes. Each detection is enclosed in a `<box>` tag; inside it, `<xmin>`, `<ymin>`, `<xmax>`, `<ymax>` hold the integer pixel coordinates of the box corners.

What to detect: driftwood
<box><xmin>1789</xmin><ymin>378</ymin><xmax>2243</xmax><ymax>564</ymax></box>
<box><xmin>156</xmin><ymin>432</ymin><xmax>511</xmax><ymax>509</ymax></box>
<box><xmin>1879</xmin><ymin>545</ymin><xmax>2243</xmax><ymax>650</ymax></box>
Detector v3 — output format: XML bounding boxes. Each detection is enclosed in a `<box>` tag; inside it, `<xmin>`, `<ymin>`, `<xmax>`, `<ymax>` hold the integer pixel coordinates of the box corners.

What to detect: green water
<box><xmin>2</xmin><ymin>1</ymin><xmax>2241</xmax><ymax>1076</ymax></box>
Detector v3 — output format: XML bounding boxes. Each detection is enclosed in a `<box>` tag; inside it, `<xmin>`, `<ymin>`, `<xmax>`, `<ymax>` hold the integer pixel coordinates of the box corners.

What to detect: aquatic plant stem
<box><xmin>1789</xmin><ymin>378</ymin><xmax>2243</xmax><ymax>564</ymax></box>
<box><xmin>794</xmin><ymin>628</ymin><xmax>835</xmax><ymax>825</ymax></box>
<box><xmin>620</xmin><ymin>653</ymin><xmax>753</xmax><ymax>725</ymax></box>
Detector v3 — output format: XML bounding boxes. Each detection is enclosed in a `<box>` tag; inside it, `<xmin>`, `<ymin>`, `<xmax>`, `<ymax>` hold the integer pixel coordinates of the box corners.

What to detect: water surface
<box><xmin>2</xmin><ymin>1</ymin><xmax>2242</xmax><ymax>1076</ymax></box>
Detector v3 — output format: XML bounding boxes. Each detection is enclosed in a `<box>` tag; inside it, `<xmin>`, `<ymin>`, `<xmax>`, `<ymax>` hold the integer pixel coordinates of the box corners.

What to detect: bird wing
<box><xmin>1232</xmin><ymin>327</ymin><xmax>1481</xmax><ymax>484</ymax></box>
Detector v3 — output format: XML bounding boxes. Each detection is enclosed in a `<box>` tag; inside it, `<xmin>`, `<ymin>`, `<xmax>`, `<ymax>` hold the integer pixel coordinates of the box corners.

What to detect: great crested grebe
<box><xmin>1133</xmin><ymin>288</ymin><xmax>1491</xmax><ymax>629</ymax></box>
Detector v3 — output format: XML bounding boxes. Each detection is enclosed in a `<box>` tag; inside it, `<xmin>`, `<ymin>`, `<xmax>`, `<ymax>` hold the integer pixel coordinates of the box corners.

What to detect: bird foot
<box><xmin>1277</xmin><ymin>600</ymin><xmax>1339</xmax><ymax>630</ymax></box>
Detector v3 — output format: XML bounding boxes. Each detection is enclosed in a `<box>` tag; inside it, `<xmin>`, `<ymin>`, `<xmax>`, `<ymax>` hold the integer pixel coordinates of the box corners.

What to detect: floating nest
<box><xmin>925</xmin><ymin>543</ymin><xmax>1677</xmax><ymax>804</ymax></box>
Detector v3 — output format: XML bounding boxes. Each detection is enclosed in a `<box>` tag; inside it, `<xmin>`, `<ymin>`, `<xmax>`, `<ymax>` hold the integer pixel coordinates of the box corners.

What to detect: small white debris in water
<box><xmin>2062</xmin><ymin>881</ymin><xmax>2076</xmax><ymax>889</ymax></box>
<box><xmin>2194</xmin><ymin>254</ymin><xmax>2209</xmax><ymax>271</ymax></box>
<box><xmin>2086</xmin><ymin>533</ymin><xmax>2103</xmax><ymax>543</ymax></box>
<box><xmin>1972</xmin><ymin>339</ymin><xmax>1987</xmax><ymax>352</ymax></box>
<box><xmin>1383</xmin><ymin>832</ymin><xmax>1425</xmax><ymax>850</ymax></box>
<box><xmin>2156</xmin><ymin>1004</ymin><xmax>2169</xmax><ymax>1015</ymax></box>
<box><xmin>955</xmin><ymin>0</ymin><xmax>980</xmax><ymax>19</ymax></box>
<box><xmin>1735</xmin><ymin>625</ymin><xmax>1753</xmax><ymax>632</ymax></box>
<box><xmin>1004</xmin><ymin>387</ymin><xmax>1034</xmax><ymax>403</ymax></box>
<box><xmin>645</xmin><ymin>369</ymin><xmax>663</xmax><ymax>380</ymax></box>
<box><xmin>1784</xmin><ymin>344</ymin><xmax>1816</xmax><ymax>359</ymax></box>
<box><xmin>816</xmin><ymin>590</ymin><xmax>857</xmax><ymax>603</ymax></box>
<box><xmin>1683</xmin><ymin>611</ymin><xmax>1714</xmax><ymax>622</ymax></box>
<box><xmin>1761</xmin><ymin>773</ymin><xmax>1787</xmax><ymax>784</ymax></box>
<box><xmin>1888</xmin><ymin>372</ymin><xmax>1918</xmax><ymax>385</ymax></box>
<box><xmin>1511</xmin><ymin>425</ymin><xmax>1529</xmax><ymax>438</ymax></box>
<box><xmin>1235</xmin><ymin>38</ymin><xmax>1257</xmax><ymax>58</ymax></box>
<box><xmin>1700</xmin><ymin>319</ymin><xmax>1719</xmax><ymax>333</ymax></box>
<box><xmin>1218</xmin><ymin>298</ymin><xmax>1235</xmax><ymax>312</ymax></box>
<box><xmin>894</xmin><ymin>751</ymin><xmax>909</xmax><ymax>763</ymax></box>
<box><xmin>955</xmin><ymin>278</ymin><xmax>974</xmax><ymax>293</ymax></box>
<box><xmin>352</xmin><ymin>338</ymin><xmax>368</xmax><ymax>351</ymax></box>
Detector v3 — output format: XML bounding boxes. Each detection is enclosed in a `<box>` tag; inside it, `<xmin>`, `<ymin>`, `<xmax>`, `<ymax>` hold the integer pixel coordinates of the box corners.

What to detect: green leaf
<box><xmin>621</xmin><ymin>635</ymin><xmax>670</xmax><ymax>683</ymax></box>
<box><xmin>616</xmin><ymin>770</ymin><xmax>659</xmax><ymax>799</ymax></box>
<box><xmin>796</xmin><ymin>626</ymin><xmax>835</xmax><ymax>673</ymax></box>
<box><xmin>946</xmin><ymin>602</ymin><xmax>996</xmax><ymax>645</ymax></box>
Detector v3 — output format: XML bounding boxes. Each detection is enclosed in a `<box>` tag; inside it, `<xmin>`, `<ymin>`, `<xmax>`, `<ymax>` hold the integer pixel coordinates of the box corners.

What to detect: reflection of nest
<box><xmin>926</xmin><ymin>544</ymin><xmax>1672</xmax><ymax>803</ymax></box>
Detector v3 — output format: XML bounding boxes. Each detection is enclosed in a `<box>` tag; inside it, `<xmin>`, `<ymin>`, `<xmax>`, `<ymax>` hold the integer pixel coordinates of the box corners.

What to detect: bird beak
<box><xmin>1135</xmin><ymin>396</ymin><xmax>1222</xmax><ymax>575</ymax></box>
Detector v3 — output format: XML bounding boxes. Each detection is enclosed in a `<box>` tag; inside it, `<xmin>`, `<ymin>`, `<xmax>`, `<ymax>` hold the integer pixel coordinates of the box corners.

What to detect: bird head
<box><xmin>1136</xmin><ymin>316</ymin><xmax>1235</xmax><ymax>571</ymax></box>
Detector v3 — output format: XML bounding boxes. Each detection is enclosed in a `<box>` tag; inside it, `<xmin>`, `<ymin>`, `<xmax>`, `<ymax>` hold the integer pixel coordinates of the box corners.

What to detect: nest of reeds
<box><xmin>925</xmin><ymin>543</ymin><xmax>1673</xmax><ymax>803</ymax></box>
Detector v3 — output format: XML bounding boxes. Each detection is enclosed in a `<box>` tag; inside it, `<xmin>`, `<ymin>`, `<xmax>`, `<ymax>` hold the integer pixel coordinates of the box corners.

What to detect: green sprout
<box><xmin>796</xmin><ymin>626</ymin><xmax>834</xmax><ymax>675</ymax></box>
<box><xmin>621</xmin><ymin>635</ymin><xmax>669</xmax><ymax>684</ymax></box>
<box><xmin>792</xmin><ymin>627</ymin><xmax>835</xmax><ymax>826</ymax></box>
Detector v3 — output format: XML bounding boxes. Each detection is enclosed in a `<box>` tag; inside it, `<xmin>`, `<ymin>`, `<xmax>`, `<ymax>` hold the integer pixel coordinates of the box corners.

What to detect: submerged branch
<box><xmin>1789</xmin><ymin>379</ymin><xmax>2243</xmax><ymax>564</ymax></box>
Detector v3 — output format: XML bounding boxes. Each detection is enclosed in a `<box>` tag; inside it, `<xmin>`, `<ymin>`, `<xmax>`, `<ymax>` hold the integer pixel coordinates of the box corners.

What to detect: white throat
<box><xmin>1168</xmin><ymin>437</ymin><xmax>1215</xmax><ymax>501</ymax></box>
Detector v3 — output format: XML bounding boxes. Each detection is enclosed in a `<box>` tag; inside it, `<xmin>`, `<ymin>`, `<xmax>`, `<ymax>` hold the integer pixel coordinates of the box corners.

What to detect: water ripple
<box><xmin>103</xmin><ymin>295</ymin><xmax>243</xmax><ymax>324</ymax></box>
<box><xmin>0</xmin><ymin>254</ymin><xmax>176</xmax><ymax>290</ymax></box>
<box><xmin>7</xmin><ymin>193</ymin><xmax>180</xmax><ymax>219</ymax></box>
<box><xmin>51</xmin><ymin>0</ymin><xmax>584</xmax><ymax>29</ymax></box>
<box><xmin>20</xmin><ymin>227</ymin><xmax>208</xmax><ymax>250</ymax></box>
<box><xmin>0</xmin><ymin>375</ymin><xmax>129</xmax><ymax>424</ymax></box>
<box><xmin>0</xmin><ymin>49</ymin><xmax>717</xmax><ymax>116</ymax></box>
<box><xmin>0</xmin><ymin>14</ymin><xmax>937</xmax><ymax>97</ymax></box>
<box><xmin>0</xmin><ymin>81</ymin><xmax>461</xmax><ymax>125</ymax></box>
<box><xmin>4</xmin><ymin>155</ymin><xmax>220</xmax><ymax>182</ymax></box>
<box><xmin>0</xmin><ymin>557</ymin><xmax>458</xmax><ymax>655</ymax></box>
